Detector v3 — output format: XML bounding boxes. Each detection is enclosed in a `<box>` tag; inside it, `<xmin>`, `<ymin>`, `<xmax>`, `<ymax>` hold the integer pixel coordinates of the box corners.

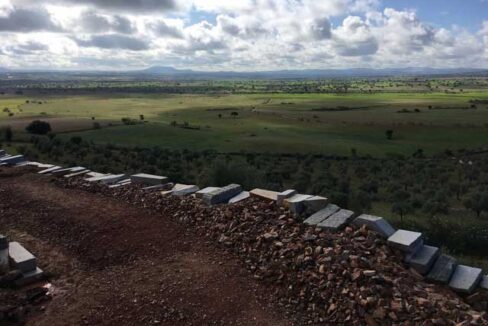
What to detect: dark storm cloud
<box><xmin>17</xmin><ymin>0</ymin><xmax>179</xmax><ymax>12</ymax></box>
<box><xmin>0</xmin><ymin>7</ymin><xmax>61</xmax><ymax>32</ymax></box>
<box><xmin>74</xmin><ymin>34</ymin><xmax>150</xmax><ymax>51</ymax></box>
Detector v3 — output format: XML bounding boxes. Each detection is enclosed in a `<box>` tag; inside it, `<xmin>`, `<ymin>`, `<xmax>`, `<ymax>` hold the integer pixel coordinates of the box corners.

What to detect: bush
<box><xmin>25</xmin><ymin>120</ymin><xmax>51</xmax><ymax>135</ymax></box>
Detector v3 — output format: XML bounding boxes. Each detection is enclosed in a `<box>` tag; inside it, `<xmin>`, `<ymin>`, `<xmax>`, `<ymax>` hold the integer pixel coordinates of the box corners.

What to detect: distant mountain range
<box><xmin>137</xmin><ymin>66</ymin><xmax>488</xmax><ymax>79</ymax></box>
<box><xmin>1</xmin><ymin>66</ymin><xmax>487</xmax><ymax>79</ymax></box>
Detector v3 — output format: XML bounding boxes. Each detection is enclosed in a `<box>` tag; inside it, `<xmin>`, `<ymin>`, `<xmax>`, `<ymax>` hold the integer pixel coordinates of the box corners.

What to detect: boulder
<box><xmin>449</xmin><ymin>265</ymin><xmax>483</xmax><ymax>293</ymax></box>
<box><xmin>352</xmin><ymin>214</ymin><xmax>395</xmax><ymax>238</ymax></box>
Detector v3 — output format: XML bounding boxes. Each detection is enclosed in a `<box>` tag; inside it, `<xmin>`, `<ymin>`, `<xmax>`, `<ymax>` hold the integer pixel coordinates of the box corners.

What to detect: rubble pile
<box><xmin>58</xmin><ymin>177</ymin><xmax>487</xmax><ymax>324</ymax></box>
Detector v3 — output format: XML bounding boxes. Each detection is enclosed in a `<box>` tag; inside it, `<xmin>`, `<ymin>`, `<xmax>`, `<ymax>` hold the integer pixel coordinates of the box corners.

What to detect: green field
<box><xmin>2</xmin><ymin>91</ymin><xmax>488</xmax><ymax>156</ymax></box>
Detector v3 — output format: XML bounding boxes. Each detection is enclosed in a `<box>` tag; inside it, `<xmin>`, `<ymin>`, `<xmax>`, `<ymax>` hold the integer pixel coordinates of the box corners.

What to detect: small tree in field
<box><xmin>385</xmin><ymin>129</ymin><xmax>394</xmax><ymax>140</ymax></box>
<box><xmin>26</xmin><ymin>120</ymin><xmax>51</xmax><ymax>135</ymax></box>
<box><xmin>4</xmin><ymin>126</ymin><xmax>12</xmax><ymax>143</ymax></box>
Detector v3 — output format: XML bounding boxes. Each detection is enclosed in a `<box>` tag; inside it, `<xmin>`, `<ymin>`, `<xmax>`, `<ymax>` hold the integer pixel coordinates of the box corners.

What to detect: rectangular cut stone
<box><xmin>353</xmin><ymin>214</ymin><xmax>396</xmax><ymax>238</ymax></box>
<box><xmin>85</xmin><ymin>172</ymin><xmax>106</xmax><ymax>178</ymax></box>
<box><xmin>250</xmin><ymin>189</ymin><xmax>278</xmax><ymax>201</ymax></box>
<box><xmin>38</xmin><ymin>166</ymin><xmax>62</xmax><ymax>174</ymax></box>
<box><xmin>9</xmin><ymin>242</ymin><xmax>36</xmax><ymax>273</ymax></box>
<box><xmin>52</xmin><ymin>166</ymin><xmax>86</xmax><ymax>176</ymax></box>
<box><xmin>304</xmin><ymin>204</ymin><xmax>340</xmax><ymax>226</ymax></box>
<box><xmin>0</xmin><ymin>155</ymin><xmax>25</xmax><ymax>165</ymax></box>
<box><xmin>317</xmin><ymin>209</ymin><xmax>355</xmax><ymax>231</ymax></box>
<box><xmin>143</xmin><ymin>183</ymin><xmax>174</xmax><ymax>192</ymax></box>
<box><xmin>277</xmin><ymin>189</ymin><xmax>297</xmax><ymax>206</ymax></box>
<box><xmin>26</xmin><ymin>162</ymin><xmax>55</xmax><ymax>169</ymax></box>
<box><xmin>426</xmin><ymin>254</ymin><xmax>457</xmax><ymax>284</ymax></box>
<box><xmin>284</xmin><ymin>194</ymin><xmax>314</xmax><ymax>215</ymax></box>
<box><xmin>15</xmin><ymin>267</ymin><xmax>44</xmax><ymax>287</ymax></box>
<box><xmin>64</xmin><ymin>170</ymin><xmax>90</xmax><ymax>178</ymax></box>
<box><xmin>387</xmin><ymin>230</ymin><xmax>423</xmax><ymax>253</ymax></box>
<box><xmin>303</xmin><ymin>196</ymin><xmax>329</xmax><ymax>215</ymax></box>
<box><xmin>163</xmin><ymin>184</ymin><xmax>199</xmax><ymax>196</ymax></box>
<box><xmin>405</xmin><ymin>245</ymin><xmax>440</xmax><ymax>275</ymax></box>
<box><xmin>228</xmin><ymin>191</ymin><xmax>250</xmax><ymax>204</ymax></box>
<box><xmin>195</xmin><ymin>187</ymin><xmax>221</xmax><ymax>199</ymax></box>
<box><xmin>480</xmin><ymin>275</ymin><xmax>488</xmax><ymax>290</ymax></box>
<box><xmin>449</xmin><ymin>265</ymin><xmax>483</xmax><ymax>293</ymax></box>
<box><xmin>130</xmin><ymin>173</ymin><xmax>168</xmax><ymax>186</ymax></box>
<box><xmin>86</xmin><ymin>174</ymin><xmax>127</xmax><ymax>184</ymax></box>
<box><xmin>203</xmin><ymin>184</ymin><xmax>243</xmax><ymax>205</ymax></box>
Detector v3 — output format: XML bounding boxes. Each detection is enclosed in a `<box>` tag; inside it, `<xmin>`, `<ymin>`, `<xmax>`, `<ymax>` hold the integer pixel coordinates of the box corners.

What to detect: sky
<box><xmin>0</xmin><ymin>0</ymin><xmax>487</xmax><ymax>71</ymax></box>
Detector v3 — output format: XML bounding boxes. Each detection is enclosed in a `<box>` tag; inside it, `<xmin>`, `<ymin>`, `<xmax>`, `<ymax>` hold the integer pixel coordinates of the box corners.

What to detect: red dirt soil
<box><xmin>0</xmin><ymin>168</ymin><xmax>295</xmax><ymax>325</ymax></box>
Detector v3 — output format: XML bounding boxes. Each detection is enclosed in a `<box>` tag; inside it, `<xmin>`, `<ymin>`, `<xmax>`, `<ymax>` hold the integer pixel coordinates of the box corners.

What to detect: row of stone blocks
<box><xmin>0</xmin><ymin>235</ymin><xmax>44</xmax><ymax>287</ymax></box>
<box><xmin>353</xmin><ymin>215</ymin><xmax>488</xmax><ymax>294</ymax></box>
<box><xmin>14</xmin><ymin>154</ymin><xmax>488</xmax><ymax>294</ymax></box>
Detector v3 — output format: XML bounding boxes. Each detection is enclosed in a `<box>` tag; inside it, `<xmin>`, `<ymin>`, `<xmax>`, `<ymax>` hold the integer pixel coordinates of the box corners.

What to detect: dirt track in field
<box><xmin>0</xmin><ymin>168</ymin><xmax>293</xmax><ymax>326</ymax></box>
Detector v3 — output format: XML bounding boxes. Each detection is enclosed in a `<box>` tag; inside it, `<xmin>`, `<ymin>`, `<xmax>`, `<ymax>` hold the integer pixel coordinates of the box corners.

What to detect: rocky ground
<box><xmin>0</xmin><ymin>167</ymin><xmax>487</xmax><ymax>325</ymax></box>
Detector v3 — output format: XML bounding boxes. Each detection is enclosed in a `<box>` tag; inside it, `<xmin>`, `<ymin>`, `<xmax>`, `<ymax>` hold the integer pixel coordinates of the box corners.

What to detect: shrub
<box><xmin>26</xmin><ymin>120</ymin><xmax>51</xmax><ymax>135</ymax></box>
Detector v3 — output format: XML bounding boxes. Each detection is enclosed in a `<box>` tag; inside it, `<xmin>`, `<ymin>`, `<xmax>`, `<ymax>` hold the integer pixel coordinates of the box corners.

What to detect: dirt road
<box><xmin>0</xmin><ymin>168</ymin><xmax>293</xmax><ymax>325</ymax></box>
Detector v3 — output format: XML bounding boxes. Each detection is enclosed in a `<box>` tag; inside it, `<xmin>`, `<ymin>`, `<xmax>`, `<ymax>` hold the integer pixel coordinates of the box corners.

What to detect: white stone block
<box><xmin>277</xmin><ymin>189</ymin><xmax>297</xmax><ymax>206</ymax></box>
<box><xmin>250</xmin><ymin>188</ymin><xmax>278</xmax><ymax>201</ymax></box>
<box><xmin>130</xmin><ymin>173</ymin><xmax>168</xmax><ymax>186</ymax></box>
<box><xmin>405</xmin><ymin>245</ymin><xmax>440</xmax><ymax>275</ymax></box>
<box><xmin>38</xmin><ymin>166</ymin><xmax>63</xmax><ymax>174</ymax></box>
<box><xmin>387</xmin><ymin>230</ymin><xmax>423</xmax><ymax>253</ymax></box>
<box><xmin>228</xmin><ymin>191</ymin><xmax>250</xmax><ymax>204</ymax></box>
<box><xmin>9</xmin><ymin>242</ymin><xmax>36</xmax><ymax>273</ymax></box>
<box><xmin>449</xmin><ymin>265</ymin><xmax>483</xmax><ymax>293</ymax></box>
<box><xmin>304</xmin><ymin>204</ymin><xmax>340</xmax><ymax>226</ymax></box>
<box><xmin>195</xmin><ymin>187</ymin><xmax>221</xmax><ymax>199</ymax></box>
<box><xmin>317</xmin><ymin>209</ymin><xmax>355</xmax><ymax>230</ymax></box>
<box><xmin>284</xmin><ymin>194</ymin><xmax>313</xmax><ymax>215</ymax></box>
<box><xmin>303</xmin><ymin>196</ymin><xmax>329</xmax><ymax>215</ymax></box>
<box><xmin>353</xmin><ymin>214</ymin><xmax>395</xmax><ymax>238</ymax></box>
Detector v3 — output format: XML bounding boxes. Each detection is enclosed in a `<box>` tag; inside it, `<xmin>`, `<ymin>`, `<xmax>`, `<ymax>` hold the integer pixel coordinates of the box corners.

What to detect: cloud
<box><xmin>78</xmin><ymin>11</ymin><xmax>135</xmax><ymax>34</ymax></box>
<box><xmin>74</xmin><ymin>34</ymin><xmax>150</xmax><ymax>51</ymax></box>
<box><xmin>0</xmin><ymin>7</ymin><xmax>61</xmax><ymax>32</ymax></box>
<box><xmin>16</xmin><ymin>0</ymin><xmax>180</xmax><ymax>13</ymax></box>
<box><xmin>5</xmin><ymin>41</ymin><xmax>49</xmax><ymax>55</ymax></box>
<box><xmin>151</xmin><ymin>20</ymin><xmax>183</xmax><ymax>38</ymax></box>
<box><xmin>333</xmin><ymin>16</ymin><xmax>378</xmax><ymax>56</ymax></box>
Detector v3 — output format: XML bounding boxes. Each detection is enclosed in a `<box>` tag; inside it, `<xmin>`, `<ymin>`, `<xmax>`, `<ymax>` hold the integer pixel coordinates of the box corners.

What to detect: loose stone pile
<box><xmin>4</xmin><ymin>150</ymin><xmax>488</xmax><ymax>323</ymax></box>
